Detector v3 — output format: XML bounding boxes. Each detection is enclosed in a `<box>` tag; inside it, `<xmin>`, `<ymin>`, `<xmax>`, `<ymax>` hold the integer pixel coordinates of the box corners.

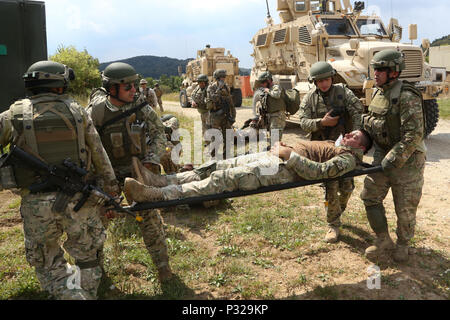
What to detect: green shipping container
<box><xmin>0</xmin><ymin>0</ymin><xmax>47</xmax><ymax>111</ymax></box>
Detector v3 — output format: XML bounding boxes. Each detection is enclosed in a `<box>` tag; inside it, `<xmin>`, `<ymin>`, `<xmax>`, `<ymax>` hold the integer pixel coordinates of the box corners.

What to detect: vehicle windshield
<box><xmin>357</xmin><ymin>19</ymin><xmax>387</xmax><ymax>36</ymax></box>
<box><xmin>321</xmin><ymin>18</ymin><xmax>356</xmax><ymax>36</ymax></box>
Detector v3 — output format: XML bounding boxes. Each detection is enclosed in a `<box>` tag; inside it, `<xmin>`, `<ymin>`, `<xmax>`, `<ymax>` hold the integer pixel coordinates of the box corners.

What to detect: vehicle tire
<box><xmin>232</xmin><ymin>88</ymin><xmax>242</xmax><ymax>108</ymax></box>
<box><xmin>424</xmin><ymin>99</ymin><xmax>439</xmax><ymax>137</ymax></box>
<box><xmin>179</xmin><ymin>89</ymin><xmax>191</xmax><ymax>108</ymax></box>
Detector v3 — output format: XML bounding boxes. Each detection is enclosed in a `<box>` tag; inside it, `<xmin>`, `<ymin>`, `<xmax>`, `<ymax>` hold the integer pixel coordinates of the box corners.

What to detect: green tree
<box><xmin>145</xmin><ymin>77</ymin><xmax>155</xmax><ymax>87</ymax></box>
<box><xmin>50</xmin><ymin>45</ymin><xmax>101</xmax><ymax>96</ymax></box>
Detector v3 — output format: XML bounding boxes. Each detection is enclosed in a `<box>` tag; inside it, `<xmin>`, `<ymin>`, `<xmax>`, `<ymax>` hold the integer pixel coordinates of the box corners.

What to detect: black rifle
<box><xmin>0</xmin><ymin>145</ymin><xmax>137</xmax><ymax>220</ymax></box>
<box><xmin>98</xmin><ymin>101</ymin><xmax>148</xmax><ymax>135</ymax></box>
<box><xmin>256</xmin><ymin>88</ymin><xmax>269</xmax><ymax>129</ymax></box>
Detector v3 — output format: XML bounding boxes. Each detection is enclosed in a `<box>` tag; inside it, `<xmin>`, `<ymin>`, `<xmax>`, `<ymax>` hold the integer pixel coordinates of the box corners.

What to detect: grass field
<box><xmin>1</xmin><ymin>99</ymin><xmax>448</xmax><ymax>300</ymax></box>
<box><xmin>438</xmin><ymin>99</ymin><xmax>450</xmax><ymax>119</ymax></box>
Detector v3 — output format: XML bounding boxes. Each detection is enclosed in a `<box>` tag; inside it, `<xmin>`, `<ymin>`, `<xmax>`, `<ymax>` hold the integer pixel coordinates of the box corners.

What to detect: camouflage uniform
<box><xmin>151</xmin><ymin>141</ymin><xmax>363</xmax><ymax>201</ymax></box>
<box><xmin>298</xmin><ymin>84</ymin><xmax>363</xmax><ymax>228</ymax></box>
<box><xmin>206</xmin><ymin>79</ymin><xmax>236</xmax><ymax>159</ymax></box>
<box><xmin>361</xmin><ymin>79</ymin><xmax>425</xmax><ymax>248</ymax></box>
<box><xmin>191</xmin><ymin>84</ymin><xmax>210</xmax><ymax>135</ymax></box>
<box><xmin>254</xmin><ymin>85</ymin><xmax>286</xmax><ymax>141</ymax></box>
<box><xmin>140</xmin><ymin>87</ymin><xmax>158</xmax><ymax>109</ymax></box>
<box><xmin>87</xmin><ymin>90</ymin><xmax>170</xmax><ymax>273</ymax></box>
<box><xmin>160</xmin><ymin>115</ymin><xmax>181</xmax><ymax>174</ymax></box>
<box><xmin>0</xmin><ymin>93</ymin><xmax>118</xmax><ymax>300</ymax></box>
<box><xmin>154</xmin><ymin>86</ymin><xmax>164</xmax><ymax>112</ymax></box>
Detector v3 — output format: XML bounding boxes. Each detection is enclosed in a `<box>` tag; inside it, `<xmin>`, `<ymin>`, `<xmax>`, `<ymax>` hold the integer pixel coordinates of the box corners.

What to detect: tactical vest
<box><xmin>362</xmin><ymin>80</ymin><xmax>426</xmax><ymax>152</ymax></box>
<box><xmin>292</xmin><ymin>140</ymin><xmax>355</xmax><ymax>163</ymax></box>
<box><xmin>193</xmin><ymin>87</ymin><xmax>208</xmax><ymax>113</ymax></box>
<box><xmin>306</xmin><ymin>84</ymin><xmax>352</xmax><ymax>141</ymax></box>
<box><xmin>154</xmin><ymin>87</ymin><xmax>162</xmax><ymax>98</ymax></box>
<box><xmin>89</xmin><ymin>94</ymin><xmax>147</xmax><ymax>168</ymax></box>
<box><xmin>9</xmin><ymin>94</ymin><xmax>86</xmax><ymax>188</ymax></box>
<box><xmin>265</xmin><ymin>86</ymin><xmax>287</xmax><ymax>113</ymax></box>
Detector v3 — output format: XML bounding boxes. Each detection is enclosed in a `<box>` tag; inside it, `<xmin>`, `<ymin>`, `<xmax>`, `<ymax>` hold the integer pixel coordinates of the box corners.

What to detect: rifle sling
<box><xmin>126</xmin><ymin>165</ymin><xmax>382</xmax><ymax>211</ymax></box>
<box><xmin>98</xmin><ymin>101</ymin><xmax>148</xmax><ymax>135</ymax></box>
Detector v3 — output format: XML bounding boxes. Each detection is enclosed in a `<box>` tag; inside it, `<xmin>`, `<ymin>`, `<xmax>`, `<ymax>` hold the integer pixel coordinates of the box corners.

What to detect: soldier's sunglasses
<box><xmin>124</xmin><ymin>82</ymin><xmax>137</xmax><ymax>91</ymax></box>
<box><xmin>374</xmin><ymin>67</ymin><xmax>390</xmax><ymax>73</ymax></box>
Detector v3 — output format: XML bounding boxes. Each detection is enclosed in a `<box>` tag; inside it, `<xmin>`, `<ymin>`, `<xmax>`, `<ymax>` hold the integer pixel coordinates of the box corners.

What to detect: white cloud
<box><xmin>44</xmin><ymin>0</ymin><xmax>448</xmax><ymax>68</ymax></box>
<box><xmin>66</xmin><ymin>6</ymin><xmax>81</xmax><ymax>30</ymax></box>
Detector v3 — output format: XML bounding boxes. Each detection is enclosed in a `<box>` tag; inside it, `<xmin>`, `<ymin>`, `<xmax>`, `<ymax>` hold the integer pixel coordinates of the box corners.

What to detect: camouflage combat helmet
<box><xmin>140</xmin><ymin>79</ymin><xmax>148</xmax><ymax>85</ymax></box>
<box><xmin>213</xmin><ymin>69</ymin><xmax>227</xmax><ymax>80</ymax></box>
<box><xmin>102</xmin><ymin>62</ymin><xmax>139</xmax><ymax>90</ymax></box>
<box><xmin>23</xmin><ymin>60</ymin><xmax>75</xmax><ymax>89</ymax></box>
<box><xmin>258</xmin><ymin>71</ymin><xmax>273</xmax><ymax>82</ymax></box>
<box><xmin>154</xmin><ymin>83</ymin><xmax>160</xmax><ymax>87</ymax></box>
<box><xmin>308</xmin><ymin>61</ymin><xmax>337</xmax><ymax>81</ymax></box>
<box><xmin>196</xmin><ymin>74</ymin><xmax>208</xmax><ymax>83</ymax></box>
<box><xmin>370</xmin><ymin>49</ymin><xmax>405</xmax><ymax>72</ymax></box>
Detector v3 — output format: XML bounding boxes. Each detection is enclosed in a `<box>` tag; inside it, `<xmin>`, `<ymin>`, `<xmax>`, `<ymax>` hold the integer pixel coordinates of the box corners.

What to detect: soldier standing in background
<box><xmin>139</xmin><ymin>79</ymin><xmax>158</xmax><ymax>109</ymax></box>
<box><xmin>87</xmin><ymin>62</ymin><xmax>173</xmax><ymax>283</ymax></box>
<box><xmin>206</xmin><ymin>69</ymin><xmax>236</xmax><ymax>159</ymax></box>
<box><xmin>159</xmin><ymin>114</ymin><xmax>182</xmax><ymax>174</ymax></box>
<box><xmin>361</xmin><ymin>49</ymin><xmax>426</xmax><ymax>263</ymax></box>
<box><xmin>298</xmin><ymin>61</ymin><xmax>363</xmax><ymax>243</ymax></box>
<box><xmin>254</xmin><ymin>71</ymin><xmax>287</xmax><ymax>143</ymax></box>
<box><xmin>154</xmin><ymin>83</ymin><xmax>164</xmax><ymax>112</ymax></box>
<box><xmin>0</xmin><ymin>61</ymin><xmax>119</xmax><ymax>299</ymax></box>
<box><xmin>191</xmin><ymin>74</ymin><xmax>210</xmax><ymax>138</ymax></box>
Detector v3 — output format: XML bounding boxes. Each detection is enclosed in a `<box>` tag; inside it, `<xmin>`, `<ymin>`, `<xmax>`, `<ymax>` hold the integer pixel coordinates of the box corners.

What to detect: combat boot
<box><xmin>140</xmin><ymin>169</ymin><xmax>169</xmax><ymax>187</ymax></box>
<box><xmin>365</xmin><ymin>232</ymin><xmax>395</xmax><ymax>260</ymax></box>
<box><xmin>124</xmin><ymin>178</ymin><xmax>165</xmax><ymax>203</ymax></box>
<box><xmin>324</xmin><ymin>226</ymin><xmax>340</xmax><ymax>243</ymax></box>
<box><xmin>393</xmin><ymin>244</ymin><xmax>409</xmax><ymax>263</ymax></box>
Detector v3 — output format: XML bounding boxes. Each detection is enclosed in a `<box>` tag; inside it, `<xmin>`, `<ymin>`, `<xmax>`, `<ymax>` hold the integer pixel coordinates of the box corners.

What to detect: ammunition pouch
<box><xmin>110</xmin><ymin>132</ymin><xmax>126</xmax><ymax>158</ymax></box>
<box><xmin>362</xmin><ymin>113</ymin><xmax>392</xmax><ymax>150</ymax></box>
<box><xmin>129</xmin><ymin>122</ymin><xmax>145</xmax><ymax>156</ymax></box>
<box><xmin>0</xmin><ymin>165</ymin><xmax>18</xmax><ymax>190</ymax></box>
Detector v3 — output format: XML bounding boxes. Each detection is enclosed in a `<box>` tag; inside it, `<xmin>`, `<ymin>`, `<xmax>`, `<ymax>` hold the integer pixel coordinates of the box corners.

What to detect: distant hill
<box><xmin>239</xmin><ymin>68</ymin><xmax>251</xmax><ymax>76</ymax></box>
<box><xmin>100</xmin><ymin>55</ymin><xmax>252</xmax><ymax>79</ymax></box>
<box><xmin>99</xmin><ymin>56</ymin><xmax>193</xmax><ymax>78</ymax></box>
<box><xmin>431</xmin><ymin>35</ymin><xmax>450</xmax><ymax>47</ymax></box>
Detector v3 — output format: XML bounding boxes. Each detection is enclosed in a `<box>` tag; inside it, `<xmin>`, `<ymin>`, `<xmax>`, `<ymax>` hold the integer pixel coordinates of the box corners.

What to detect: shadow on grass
<box><xmin>162</xmin><ymin>199</ymin><xmax>235</xmax><ymax>235</ymax></box>
<box><xmin>7</xmin><ymin>287</ymin><xmax>50</xmax><ymax>300</ymax></box>
<box><xmin>283</xmin><ymin>266</ymin><xmax>448</xmax><ymax>300</ymax></box>
<box><xmin>294</xmin><ymin>223</ymin><xmax>450</xmax><ymax>300</ymax></box>
<box><xmin>99</xmin><ymin>273</ymin><xmax>212</xmax><ymax>300</ymax></box>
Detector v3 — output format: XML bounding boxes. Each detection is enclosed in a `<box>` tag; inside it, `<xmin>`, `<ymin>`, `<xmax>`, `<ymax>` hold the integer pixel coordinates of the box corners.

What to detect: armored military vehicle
<box><xmin>179</xmin><ymin>45</ymin><xmax>243</xmax><ymax>108</ymax></box>
<box><xmin>0</xmin><ymin>0</ymin><xmax>47</xmax><ymax>112</ymax></box>
<box><xmin>250</xmin><ymin>0</ymin><xmax>445</xmax><ymax>135</ymax></box>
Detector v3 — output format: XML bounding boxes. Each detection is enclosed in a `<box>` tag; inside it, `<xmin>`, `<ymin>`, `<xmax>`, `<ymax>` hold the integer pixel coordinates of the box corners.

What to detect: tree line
<box><xmin>50</xmin><ymin>45</ymin><xmax>183</xmax><ymax>97</ymax></box>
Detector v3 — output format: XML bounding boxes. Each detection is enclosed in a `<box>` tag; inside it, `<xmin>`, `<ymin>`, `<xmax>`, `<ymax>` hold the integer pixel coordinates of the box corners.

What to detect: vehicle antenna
<box><xmin>265</xmin><ymin>0</ymin><xmax>271</xmax><ymax>18</ymax></box>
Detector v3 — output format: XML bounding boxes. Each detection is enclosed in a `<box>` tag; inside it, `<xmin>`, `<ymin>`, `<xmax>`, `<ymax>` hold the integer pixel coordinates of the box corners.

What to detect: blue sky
<box><xmin>44</xmin><ymin>0</ymin><xmax>450</xmax><ymax>68</ymax></box>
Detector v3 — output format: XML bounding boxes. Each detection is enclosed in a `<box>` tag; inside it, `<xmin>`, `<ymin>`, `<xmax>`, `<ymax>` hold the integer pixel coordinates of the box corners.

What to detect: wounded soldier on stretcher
<box><xmin>124</xmin><ymin>130</ymin><xmax>373</xmax><ymax>203</ymax></box>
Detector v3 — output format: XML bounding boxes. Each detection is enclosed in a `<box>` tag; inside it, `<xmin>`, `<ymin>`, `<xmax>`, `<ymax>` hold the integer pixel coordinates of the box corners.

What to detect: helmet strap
<box><xmin>109</xmin><ymin>84</ymin><xmax>131</xmax><ymax>104</ymax></box>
